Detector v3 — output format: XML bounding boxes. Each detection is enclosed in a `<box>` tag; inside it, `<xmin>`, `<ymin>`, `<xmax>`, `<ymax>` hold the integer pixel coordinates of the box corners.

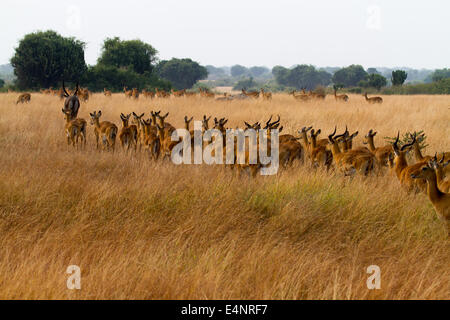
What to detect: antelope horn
<box><xmin>401</xmin><ymin>133</ymin><xmax>416</xmax><ymax>151</ymax></box>
<box><xmin>62</xmin><ymin>80</ymin><xmax>70</xmax><ymax>97</ymax></box>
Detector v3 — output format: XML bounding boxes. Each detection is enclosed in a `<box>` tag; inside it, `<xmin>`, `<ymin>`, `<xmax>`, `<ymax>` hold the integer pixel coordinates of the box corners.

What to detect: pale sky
<box><xmin>0</xmin><ymin>0</ymin><xmax>449</xmax><ymax>69</ymax></box>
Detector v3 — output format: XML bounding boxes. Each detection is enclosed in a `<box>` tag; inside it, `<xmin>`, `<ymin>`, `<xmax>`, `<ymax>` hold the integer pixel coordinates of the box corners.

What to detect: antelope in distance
<box><xmin>241</xmin><ymin>89</ymin><xmax>260</xmax><ymax>99</ymax></box>
<box><xmin>260</xmin><ymin>88</ymin><xmax>272</xmax><ymax>100</ymax></box>
<box><xmin>411</xmin><ymin>163</ymin><xmax>450</xmax><ymax>234</ymax></box>
<box><xmin>199</xmin><ymin>88</ymin><xmax>215</xmax><ymax>98</ymax></box>
<box><xmin>62</xmin><ymin>81</ymin><xmax>80</xmax><ymax>120</ymax></box>
<box><xmin>308</xmin><ymin>90</ymin><xmax>326</xmax><ymax>100</ymax></box>
<box><xmin>364</xmin><ymin>92</ymin><xmax>383</xmax><ymax>104</ymax></box>
<box><xmin>61</xmin><ymin>109</ymin><xmax>87</xmax><ymax>149</ymax></box>
<box><xmin>172</xmin><ymin>89</ymin><xmax>186</xmax><ymax>97</ymax></box>
<box><xmin>132</xmin><ymin>88</ymin><xmax>140</xmax><ymax>99</ymax></box>
<box><xmin>142</xmin><ymin>89</ymin><xmax>155</xmax><ymax>99</ymax></box>
<box><xmin>290</xmin><ymin>90</ymin><xmax>311</xmax><ymax>102</ymax></box>
<box><xmin>16</xmin><ymin>93</ymin><xmax>31</xmax><ymax>104</ymax></box>
<box><xmin>334</xmin><ymin>87</ymin><xmax>349</xmax><ymax>102</ymax></box>
<box><xmin>363</xmin><ymin>129</ymin><xmax>393</xmax><ymax>167</ymax></box>
<box><xmin>119</xmin><ymin>113</ymin><xmax>138</xmax><ymax>153</ymax></box>
<box><xmin>103</xmin><ymin>88</ymin><xmax>112</xmax><ymax>96</ymax></box>
<box><xmin>123</xmin><ymin>87</ymin><xmax>133</xmax><ymax>98</ymax></box>
<box><xmin>78</xmin><ymin>87</ymin><xmax>90</xmax><ymax>102</ymax></box>
<box><xmin>89</xmin><ymin>110</ymin><xmax>118</xmax><ymax>152</ymax></box>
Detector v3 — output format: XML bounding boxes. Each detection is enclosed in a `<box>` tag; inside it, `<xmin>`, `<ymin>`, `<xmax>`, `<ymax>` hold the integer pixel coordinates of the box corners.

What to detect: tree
<box><xmin>332</xmin><ymin>65</ymin><xmax>368</xmax><ymax>87</ymax></box>
<box><xmin>391</xmin><ymin>70</ymin><xmax>407</xmax><ymax>86</ymax></box>
<box><xmin>231</xmin><ymin>65</ymin><xmax>248</xmax><ymax>77</ymax></box>
<box><xmin>358</xmin><ymin>74</ymin><xmax>387</xmax><ymax>90</ymax></box>
<box><xmin>367</xmin><ymin>68</ymin><xmax>381</xmax><ymax>75</ymax></box>
<box><xmin>431</xmin><ymin>68</ymin><xmax>450</xmax><ymax>82</ymax></box>
<box><xmin>97</xmin><ymin>37</ymin><xmax>158</xmax><ymax>74</ymax></box>
<box><xmin>10</xmin><ymin>30</ymin><xmax>86</xmax><ymax>89</ymax></box>
<box><xmin>249</xmin><ymin>66</ymin><xmax>269</xmax><ymax>78</ymax></box>
<box><xmin>233</xmin><ymin>77</ymin><xmax>259</xmax><ymax>90</ymax></box>
<box><xmin>157</xmin><ymin>58</ymin><xmax>208</xmax><ymax>89</ymax></box>
<box><xmin>273</xmin><ymin>65</ymin><xmax>331</xmax><ymax>90</ymax></box>
<box><xmin>0</xmin><ymin>79</ymin><xmax>4</xmax><ymax>88</ymax></box>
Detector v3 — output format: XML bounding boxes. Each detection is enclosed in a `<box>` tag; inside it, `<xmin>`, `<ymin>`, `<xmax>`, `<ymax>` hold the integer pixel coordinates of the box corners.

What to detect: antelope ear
<box><xmin>279</xmin><ymin>126</ymin><xmax>284</xmax><ymax>133</ymax></box>
<box><xmin>373</xmin><ymin>131</ymin><xmax>377</xmax><ymax>136</ymax></box>
<box><xmin>317</xmin><ymin>129</ymin><xmax>321</xmax><ymax>135</ymax></box>
<box><xmin>98</xmin><ymin>110</ymin><xmax>102</xmax><ymax>116</ymax></box>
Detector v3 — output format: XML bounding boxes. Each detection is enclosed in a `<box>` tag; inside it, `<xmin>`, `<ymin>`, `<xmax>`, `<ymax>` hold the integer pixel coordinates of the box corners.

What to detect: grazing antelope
<box><xmin>334</xmin><ymin>88</ymin><xmax>349</xmax><ymax>102</ymax></box>
<box><xmin>241</xmin><ymin>89</ymin><xmax>259</xmax><ymax>99</ymax></box>
<box><xmin>411</xmin><ymin>163</ymin><xmax>450</xmax><ymax>234</ymax></box>
<box><xmin>363</xmin><ymin>129</ymin><xmax>393</xmax><ymax>167</ymax></box>
<box><xmin>392</xmin><ymin>133</ymin><xmax>427</xmax><ymax>193</ymax></box>
<box><xmin>89</xmin><ymin>110</ymin><xmax>118</xmax><ymax>152</ymax></box>
<box><xmin>119</xmin><ymin>113</ymin><xmax>138</xmax><ymax>153</ymax></box>
<box><xmin>16</xmin><ymin>93</ymin><xmax>31</xmax><ymax>104</ymax></box>
<box><xmin>62</xmin><ymin>81</ymin><xmax>80</xmax><ymax>120</ymax></box>
<box><xmin>62</xmin><ymin>109</ymin><xmax>86</xmax><ymax>149</ymax></box>
<box><xmin>364</xmin><ymin>92</ymin><xmax>383</xmax><ymax>104</ymax></box>
<box><xmin>124</xmin><ymin>87</ymin><xmax>133</xmax><ymax>98</ymax></box>
<box><xmin>104</xmin><ymin>88</ymin><xmax>112</xmax><ymax>96</ymax></box>
<box><xmin>260</xmin><ymin>88</ymin><xmax>272</xmax><ymax>100</ymax></box>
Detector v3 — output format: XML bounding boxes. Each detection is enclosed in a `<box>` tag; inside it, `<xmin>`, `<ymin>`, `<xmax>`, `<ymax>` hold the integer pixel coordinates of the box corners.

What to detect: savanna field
<box><xmin>0</xmin><ymin>92</ymin><xmax>449</xmax><ymax>299</ymax></box>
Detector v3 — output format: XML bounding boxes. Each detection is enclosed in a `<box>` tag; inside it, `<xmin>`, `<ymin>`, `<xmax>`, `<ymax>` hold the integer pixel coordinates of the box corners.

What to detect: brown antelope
<box><xmin>364</xmin><ymin>92</ymin><xmax>383</xmax><ymax>104</ymax></box>
<box><xmin>62</xmin><ymin>81</ymin><xmax>80</xmax><ymax>120</ymax></box>
<box><xmin>241</xmin><ymin>89</ymin><xmax>259</xmax><ymax>98</ymax></box>
<box><xmin>119</xmin><ymin>113</ymin><xmax>138</xmax><ymax>153</ymax></box>
<box><xmin>104</xmin><ymin>88</ymin><xmax>112</xmax><ymax>96</ymax></box>
<box><xmin>131</xmin><ymin>112</ymin><xmax>146</xmax><ymax>151</ymax></box>
<box><xmin>430</xmin><ymin>154</ymin><xmax>450</xmax><ymax>193</ymax></box>
<box><xmin>290</xmin><ymin>90</ymin><xmax>311</xmax><ymax>102</ymax></box>
<box><xmin>363</xmin><ymin>129</ymin><xmax>393</xmax><ymax>167</ymax></box>
<box><xmin>124</xmin><ymin>87</ymin><xmax>133</xmax><ymax>98</ymax></box>
<box><xmin>16</xmin><ymin>93</ymin><xmax>31</xmax><ymax>104</ymax></box>
<box><xmin>172</xmin><ymin>89</ymin><xmax>186</xmax><ymax>97</ymax></box>
<box><xmin>308</xmin><ymin>90</ymin><xmax>326</xmax><ymax>100</ymax></box>
<box><xmin>260</xmin><ymin>88</ymin><xmax>272</xmax><ymax>100</ymax></box>
<box><xmin>141</xmin><ymin>118</ymin><xmax>160</xmax><ymax>160</ymax></box>
<box><xmin>185</xmin><ymin>91</ymin><xmax>197</xmax><ymax>97</ymax></box>
<box><xmin>132</xmin><ymin>88</ymin><xmax>139</xmax><ymax>99</ymax></box>
<box><xmin>298</xmin><ymin>126</ymin><xmax>313</xmax><ymax>156</ymax></box>
<box><xmin>411</xmin><ymin>163</ymin><xmax>450</xmax><ymax>234</ymax></box>
<box><xmin>310</xmin><ymin>129</ymin><xmax>333</xmax><ymax>170</ymax></box>
<box><xmin>62</xmin><ymin>109</ymin><xmax>86</xmax><ymax>149</ymax></box>
<box><xmin>392</xmin><ymin>133</ymin><xmax>426</xmax><ymax>193</ymax></box>
<box><xmin>334</xmin><ymin>88</ymin><xmax>349</xmax><ymax>102</ymax></box>
<box><xmin>156</xmin><ymin>123</ymin><xmax>179</xmax><ymax>160</ymax></box>
<box><xmin>89</xmin><ymin>110</ymin><xmax>118</xmax><ymax>152</ymax></box>
<box><xmin>78</xmin><ymin>87</ymin><xmax>90</xmax><ymax>102</ymax></box>
<box><xmin>142</xmin><ymin>89</ymin><xmax>155</xmax><ymax>99</ymax></box>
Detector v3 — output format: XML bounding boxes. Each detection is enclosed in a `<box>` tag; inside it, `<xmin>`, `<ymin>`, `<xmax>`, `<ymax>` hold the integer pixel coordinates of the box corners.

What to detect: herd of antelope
<box><xmin>54</xmin><ymin>83</ymin><xmax>450</xmax><ymax>233</ymax></box>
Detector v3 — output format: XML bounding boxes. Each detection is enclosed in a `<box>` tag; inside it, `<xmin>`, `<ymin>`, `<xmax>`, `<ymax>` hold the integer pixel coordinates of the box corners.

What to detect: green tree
<box><xmin>358</xmin><ymin>74</ymin><xmax>387</xmax><ymax>90</ymax></box>
<box><xmin>10</xmin><ymin>30</ymin><xmax>86</xmax><ymax>89</ymax></box>
<box><xmin>231</xmin><ymin>65</ymin><xmax>248</xmax><ymax>77</ymax></box>
<box><xmin>367</xmin><ymin>68</ymin><xmax>381</xmax><ymax>75</ymax></box>
<box><xmin>431</xmin><ymin>68</ymin><xmax>450</xmax><ymax>82</ymax></box>
<box><xmin>233</xmin><ymin>77</ymin><xmax>259</xmax><ymax>90</ymax></box>
<box><xmin>97</xmin><ymin>37</ymin><xmax>158</xmax><ymax>74</ymax></box>
<box><xmin>332</xmin><ymin>65</ymin><xmax>368</xmax><ymax>87</ymax></box>
<box><xmin>157</xmin><ymin>58</ymin><xmax>208</xmax><ymax>89</ymax></box>
<box><xmin>391</xmin><ymin>70</ymin><xmax>407</xmax><ymax>86</ymax></box>
<box><xmin>0</xmin><ymin>79</ymin><xmax>4</xmax><ymax>88</ymax></box>
<box><xmin>273</xmin><ymin>65</ymin><xmax>331</xmax><ymax>90</ymax></box>
<box><xmin>249</xmin><ymin>66</ymin><xmax>269</xmax><ymax>77</ymax></box>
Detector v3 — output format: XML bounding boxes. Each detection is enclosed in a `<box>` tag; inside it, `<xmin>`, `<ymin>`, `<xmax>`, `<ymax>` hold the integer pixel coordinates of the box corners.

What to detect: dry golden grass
<box><xmin>0</xmin><ymin>92</ymin><xmax>449</xmax><ymax>299</ymax></box>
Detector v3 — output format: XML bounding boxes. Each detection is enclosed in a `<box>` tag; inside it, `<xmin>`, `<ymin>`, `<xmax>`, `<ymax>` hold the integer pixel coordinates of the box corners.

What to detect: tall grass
<box><xmin>0</xmin><ymin>93</ymin><xmax>449</xmax><ymax>299</ymax></box>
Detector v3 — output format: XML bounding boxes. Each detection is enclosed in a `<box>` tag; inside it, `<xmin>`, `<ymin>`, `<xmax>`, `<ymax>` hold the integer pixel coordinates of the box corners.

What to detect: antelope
<box><xmin>363</xmin><ymin>129</ymin><xmax>393</xmax><ymax>167</ymax></box>
<box><xmin>89</xmin><ymin>110</ymin><xmax>118</xmax><ymax>152</ymax></box>
<box><xmin>260</xmin><ymin>88</ymin><xmax>272</xmax><ymax>100</ymax></box>
<box><xmin>310</xmin><ymin>129</ymin><xmax>333</xmax><ymax>170</ymax></box>
<box><xmin>79</xmin><ymin>88</ymin><xmax>90</xmax><ymax>102</ymax></box>
<box><xmin>392</xmin><ymin>133</ymin><xmax>427</xmax><ymax>193</ymax></box>
<box><xmin>290</xmin><ymin>90</ymin><xmax>311</xmax><ymax>102</ymax></box>
<box><xmin>308</xmin><ymin>90</ymin><xmax>326</xmax><ymax>100</ymax></box>
<box><xmin>119</xmin><ymin>113</ymin><xmax>138</xmax><ymax>153</ymax></box>
<box><xmin>131</xmin><ymin>112</ymin><xmax>145</xmax><ymax>151</ymax></box>
<box><xmin>141</xmin><ymin>118</ymin><xmax>160</xmax><ymax>160</ymax></box>
<box><xmin>430</xmin><ymin>154</ymin><xmax>450</xmax><ymax>193</ymax></box>
<box><xmin>124</xmin><ymin>87</ymin><xmax>133</xmax><ymax>98</ymax></box>
<box><xmin>142</xmin><ymin>89</ymin><xmax>155</xmax><ymax>99</ymax></box>
<box><xmin>298</xmin><ymin>126</ymin><xmax>313</xmax><ymax>156</ymax></box>
<box><xmin>156</xmin><ymin>123</ymin><xmax>179</xmax><ymax>160</ymax></box>
<box><xmin>242</xmin><ymin>89</ymin><xmax>259</xmax><ymax>99</ymax></box>
<box><xmin>185</xmin><ymin>91</ymin><xmax>197</xmax><ymax>97</ymax></box>
<box><xmin>364</xmin><ymin>92</ymin><xmax>383</xmax><ymax>104</ymax></box>
<box><xmin>172</xmin><ymin>89</ymin><xmax>186</xmax><ymax>97</ymax></box>
<box><xmin>132</xmin><ymin>88</ymin><xmax>139</xmax><ymax>99</ymax></box>
<box><xmin>62</xmin><ymin>81</ymin><xmax>80</xmax><ymax>120</ymax></box>
<box><xmin>202</xmin><ymin>115</ymin><xmax>212</xmax><ymax>133</ymax></box>
<box><xmin>334</xmin><ymin>88</ymin><xmax>349</xmax><ymax>102</ymax></box>
<box><xmin>104</xmin><ymin>88</ymin><xmax>112</xmax><ymax>96</ymax></box>
<box><xmin>16</xmin><ymin>93</ymin><xmax>31</xmax><ymax>104</ymax></box>
<box><xmin>411</xmin><ymin>163</ymin><xmax>450</xmax><ymax>234</ymax></box>
<box><xmin>62</xmin><ymin>109</ymin><xmax>86</xmax><ymax>149</ymax></box>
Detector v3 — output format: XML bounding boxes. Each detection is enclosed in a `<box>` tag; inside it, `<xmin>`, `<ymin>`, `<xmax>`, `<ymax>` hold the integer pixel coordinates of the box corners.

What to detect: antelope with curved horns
<box><xmin>62</xmin><ymin>80</ymin><xmax>80</xmax><ymax>120</ymax></box>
